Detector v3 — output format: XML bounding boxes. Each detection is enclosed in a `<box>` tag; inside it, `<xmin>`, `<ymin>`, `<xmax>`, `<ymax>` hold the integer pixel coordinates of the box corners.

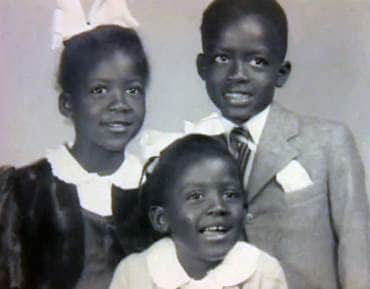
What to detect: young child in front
<box><xmin>194</xmin><ymin>0</ymin><xmax>368</xmax><ymax>289</ymax></box>
<box><xmin>109</xmin><ymin>134</ymin><xmax>288</xmax><ymax>289</ymax></box>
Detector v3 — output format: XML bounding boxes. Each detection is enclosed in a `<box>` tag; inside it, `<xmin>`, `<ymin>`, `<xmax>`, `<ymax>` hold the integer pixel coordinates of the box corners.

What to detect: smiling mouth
<box><xmin>199</xmin><ymin>225</ymin><xmax>231</xmax><ymax>241</ymax></box>
<box><xmin>103</xmin><ymin>121</ymin><xmax>133</xmax><ymax>133</ymax></box>
<box><xmin>224</xmin><ymin>92</ymin><xmax>252</xmax><ymax>106</ymax></box>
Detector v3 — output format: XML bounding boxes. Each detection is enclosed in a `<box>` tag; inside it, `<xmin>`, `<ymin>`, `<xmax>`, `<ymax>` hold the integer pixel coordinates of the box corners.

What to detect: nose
<box><xmin>227</xmin><ymin>59</ymin><xmax>248</xmax><ymax>82</ymax></box>
<box><xmin>207</xmin><ymin>193</ymin><xmax>229</xmax><ymax>216</ymax></box>
<box><xmin>109</xmin><ymin>89</ymin><xmax>131</xmax><ymax>112</ymax></box>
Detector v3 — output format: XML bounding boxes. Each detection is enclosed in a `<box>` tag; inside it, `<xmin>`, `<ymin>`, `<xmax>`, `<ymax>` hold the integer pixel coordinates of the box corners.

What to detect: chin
<box><xmin>223</xmin><ymin>109</ymin><xmax>252</xmax><ymax>124</ymax></box>
<box><xmin>203</xmin><ymin>248</ymin><xmax>230</xmax><ymax>264</ymax></box>
<box><xmin>102</xmin><ymin>129</ymin><xmax>140</xmax><ymax>152</ymax></box>
<box><xmin>100</xmin><ymin>138</ymin><xmax>131</xmax><ymax>152</ymax></box>
<box><xmin>203</xmin><ymin>241</ymin><xmax>236</xmax><ymax>261</ymax></box>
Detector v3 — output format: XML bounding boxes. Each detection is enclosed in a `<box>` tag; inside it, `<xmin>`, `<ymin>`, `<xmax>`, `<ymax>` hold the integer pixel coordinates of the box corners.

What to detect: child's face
<box><xmin>63</xmin><ymin>50</ymin><xmax>146</xmax><ymax>152</ymax></box>
<box><xmin>164</xmin><ymin>155</ymin><xmax>244</xmax><ymax>268</ymax></box>
<box><xmin>198</xmin><ymin>14</ymin><xmax>290</xmax><ymax>125</ymax></box>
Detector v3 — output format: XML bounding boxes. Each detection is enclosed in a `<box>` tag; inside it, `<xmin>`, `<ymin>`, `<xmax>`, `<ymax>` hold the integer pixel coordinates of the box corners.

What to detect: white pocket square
<box><xmin>276</xmin><ymin>160</ymin><xmax>313</xmax><ymax>193</ymax></box>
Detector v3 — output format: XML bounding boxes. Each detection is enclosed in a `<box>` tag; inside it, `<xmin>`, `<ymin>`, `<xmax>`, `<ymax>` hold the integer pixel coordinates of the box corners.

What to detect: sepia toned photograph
<box><xmin>0</xmin><ymin>0</ymin><xmax>369</xmax><ymax>288</ymax></box>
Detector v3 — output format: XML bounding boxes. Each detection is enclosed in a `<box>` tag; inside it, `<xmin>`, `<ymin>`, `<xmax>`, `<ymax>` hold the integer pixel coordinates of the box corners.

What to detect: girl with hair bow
<box><xmin>0</xmin><ymin>1</ymin><xmax>153</xmax><ymax>288</ymax></box>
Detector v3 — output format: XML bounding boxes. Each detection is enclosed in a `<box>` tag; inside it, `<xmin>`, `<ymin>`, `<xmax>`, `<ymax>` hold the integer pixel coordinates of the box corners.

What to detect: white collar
<box><xmin>139</xmin><ymin>105</ymin><xmax>270</xmax><ymax>161</ymax></box>
<box><xmin>46</xmin><ymin>144</ymin><xmax>142</xmax><ymax>215</ymax></box>
<box><xmin>146</xmin><ymin>238</ymin><xmax>261</xmax><ymax>289</ymax></box>
<box><xmin>221</xmin><ymin>105</ymin><xmax>271</xmax><ymax>145</ymax></box>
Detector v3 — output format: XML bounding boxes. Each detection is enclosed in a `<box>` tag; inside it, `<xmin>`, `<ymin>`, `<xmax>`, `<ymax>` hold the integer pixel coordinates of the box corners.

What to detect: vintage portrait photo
<box><xmin>0</xmin><ymin>0</ymin><xmax>369</xmax><ymax>289</ymax></box>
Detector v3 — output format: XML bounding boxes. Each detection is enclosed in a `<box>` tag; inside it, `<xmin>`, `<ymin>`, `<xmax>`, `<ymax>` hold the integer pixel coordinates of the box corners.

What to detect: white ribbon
<box><xmin>52</xmin><ymin>0</ymin><xmax>139</xmax><ymax>49</ymax></box>
<box><xmin>140</xmin><ymin>113</ymin><xmax>226</xmax><ymax>161</ymax></box>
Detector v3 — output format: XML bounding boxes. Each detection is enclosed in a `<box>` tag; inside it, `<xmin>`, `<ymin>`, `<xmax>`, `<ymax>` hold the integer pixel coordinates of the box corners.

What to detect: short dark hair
<box><xmin>58</xmin><ymin>25</ymin><xmax>150</xmax><ymax>94</ymax></box>
<box><xmin>141</xmin><ymin>134</ymin><xmax>241</xmax><ymax>213</ymax></box>
<box><xmin>201</xmin><ymin>0</ymin><xmax>288</xmax><ymax>59</ymax></box>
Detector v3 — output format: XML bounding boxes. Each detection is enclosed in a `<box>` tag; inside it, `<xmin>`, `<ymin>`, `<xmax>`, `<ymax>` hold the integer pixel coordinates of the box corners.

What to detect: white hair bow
<box><xmin>52</xmin><ymin>0</ymin><xmax>139</xmax><ymax>49</ymax></box>
<box><xmin>139</xmin><ymin>113</ymin><xmax>226</xmax><ymax>161</ymax></box>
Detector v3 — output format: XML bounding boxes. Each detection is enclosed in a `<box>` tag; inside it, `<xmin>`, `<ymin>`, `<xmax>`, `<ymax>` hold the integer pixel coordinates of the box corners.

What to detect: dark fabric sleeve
<box><xmin>112</xmin><ymin>187</ymin><xmax>158</xmax><ymax>255</ymax></box>
<box><xmin>0</xmin><ymin>161</ymin><xmax>85</xmax><ymax>289</ymax></box>
<box><xmin>0</xmin><ymin>166</ymin><xmax>22</xmax><ymax>289</ymax></box>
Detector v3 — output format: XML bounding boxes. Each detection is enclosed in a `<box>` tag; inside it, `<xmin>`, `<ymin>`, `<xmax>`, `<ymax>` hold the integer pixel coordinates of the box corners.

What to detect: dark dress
<box><xmin>0</xmin><ymin>159</ymin><xmax>151</xmax><ymax>289</ymax></box>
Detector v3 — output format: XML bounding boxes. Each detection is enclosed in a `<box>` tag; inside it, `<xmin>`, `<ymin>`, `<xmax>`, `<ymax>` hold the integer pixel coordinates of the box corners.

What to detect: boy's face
<box><xmin>61</xmin><ymin>50</ymin><xmax>146</xmax><ymax>152</ymax></box>
<box><xmin>198</xmin><ymin>14</ymin><xmax>290</xmax><ymax>125</ymax></box>
<box><xmin>163</xmin><ymin>155</ymin><xmax>244</xmax><ymax>269</ymax></box>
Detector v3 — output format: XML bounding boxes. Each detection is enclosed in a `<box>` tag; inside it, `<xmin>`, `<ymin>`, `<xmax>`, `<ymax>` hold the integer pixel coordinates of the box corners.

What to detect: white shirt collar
<box><xmin>46</xmin><ymin>144</ymin><xmax>142</xmax><ymax>215</ymax></box>
<box><xmin>146</xmin><ymin>238</ymin><xmax>261</xmax><ymax>289</ymax></box>
<box><xmin>221</xmin><ymin>105</ymin><xmax>271</xmax><ymax>145</ymax></box>
<box><xmin>139</xmin><ymin>105</ymin><xmax>270</xmax><ymax>161</ymax></box>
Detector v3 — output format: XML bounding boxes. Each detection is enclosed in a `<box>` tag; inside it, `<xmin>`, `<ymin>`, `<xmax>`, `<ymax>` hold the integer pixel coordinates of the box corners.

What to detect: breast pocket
<box><xmin>284</xmin><ymin>181</ymin><xmax>326</xmax><ymax>207</ymax></box>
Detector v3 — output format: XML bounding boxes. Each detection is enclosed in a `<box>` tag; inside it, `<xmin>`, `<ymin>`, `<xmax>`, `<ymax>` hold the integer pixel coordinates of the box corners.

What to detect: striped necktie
<box><xmin>229</xmin><ymin>127</ymin><xmax>252</xmax><ymax>175</ymax></box>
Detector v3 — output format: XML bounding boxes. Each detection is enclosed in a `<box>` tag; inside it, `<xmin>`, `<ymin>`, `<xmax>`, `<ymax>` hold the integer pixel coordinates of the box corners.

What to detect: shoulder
<box><xmin>0</xmin><ymin>159</ymin><xmax>52</xmax><ymax>191</ymax></box>
<box><xmin>255</xmin><ymin>249</ymin><xmax>287</xmax><ymax>288</ymax></box>
<box><xmin>274</xmin><ymin>103</ymin><xmax>348</xmax><ymax>131</ymax></box>
<box><xmin>0</xmin><ymin>159</ymin><xmax>57</xmax><ymax>209</ymax></box>
<box><xmin>15</xmin><ymin>159</ymin><xmax>53</xmax><ymax>181</ymax></box>
<box><xmin>111</xmin><ymin>250</ymin><xmax>149</xmax><ymax>285</ymax></box>
<box><xmin>233</xmin><ymin>242</ymin><xmax>287</xmax><ymax>288</ymax></box>
<box><xmin>237</xmin><ymin>242</ymin><xmax>283</xmax><ymax>275</ymax></box>
<box><xmin>273</xmin><ymin>103</ymin><xmax>355</xmax><ymax>144</ymax></box>
<box><xmin>257</xmin><ymin>250</ymin><xmax>285</xmax><ymax>277</ymax></box>
<box><xmin>116</xmin><ymin>250</ymin><xmax>147</xmax><ymax>271</ymax></box>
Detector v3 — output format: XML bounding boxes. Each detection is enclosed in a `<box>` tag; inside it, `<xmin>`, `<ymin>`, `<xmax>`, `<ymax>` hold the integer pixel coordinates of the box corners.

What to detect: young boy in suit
<box><xmin>195</xmin><ymin>0</ymin><xmax>368</xmax><ymax>288</ymax></box>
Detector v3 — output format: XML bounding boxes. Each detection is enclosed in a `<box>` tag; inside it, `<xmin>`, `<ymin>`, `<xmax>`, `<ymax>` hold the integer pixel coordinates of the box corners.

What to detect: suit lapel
<box><xmin>247</xmin><ymin>104</ymin><xmax>300</xmax><ymax>201</ymax></box>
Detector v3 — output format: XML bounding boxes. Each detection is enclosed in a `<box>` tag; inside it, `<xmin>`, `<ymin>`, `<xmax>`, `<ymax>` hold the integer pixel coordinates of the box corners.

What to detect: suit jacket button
<box><xmin>246</xmin><ymin>213</ymin><xmax>254</xmax><ymax>224</ymax></box>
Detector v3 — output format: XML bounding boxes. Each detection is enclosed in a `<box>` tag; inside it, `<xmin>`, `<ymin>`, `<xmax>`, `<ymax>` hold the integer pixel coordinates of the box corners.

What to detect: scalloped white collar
<box><xmin>146</xmin><ymin>238</ymin><xmax>261</xmax><ymax>289</ymax></box>
<box><xmin>46</xmin><ymin>144</ymin><xmax>142</xmax><ymax>216</ymax></box>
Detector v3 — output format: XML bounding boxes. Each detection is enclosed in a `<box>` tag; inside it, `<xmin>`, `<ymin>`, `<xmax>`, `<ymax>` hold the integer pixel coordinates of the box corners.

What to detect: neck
<box><xmin>176</xmin><ymin>246</ymin><xmax>220</xmax><ymax>280</ymax></box>
<box><xmin>70</xmin><ymin>140</ymin><xmax>125</xmax><ymax>176</ymax></box>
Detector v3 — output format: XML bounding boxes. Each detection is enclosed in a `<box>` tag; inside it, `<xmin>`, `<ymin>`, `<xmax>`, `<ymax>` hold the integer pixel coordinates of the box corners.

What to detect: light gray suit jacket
<box><xmin>240</xmin><ymin>103</ymin><xmax>368</xmax><ymax>289</ymax></box>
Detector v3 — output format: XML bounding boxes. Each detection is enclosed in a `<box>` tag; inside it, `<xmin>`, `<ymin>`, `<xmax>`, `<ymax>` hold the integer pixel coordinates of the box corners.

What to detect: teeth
<box><xmin>109</xmin><ymin>123</ymin><xmax>124</xmax><ymax>127</ymax></box>
<box><xmin>225</xmin><ymin>92</ymin><xmax>249</xmax><ymax>98</ymax></box>
<box><xmin>106</xmin><ymin>122</ymin><xmax>129</xmax><ymax>132</ymax></box>
<box><xmin>224</xmin><ymin>92</ymin><xmax>251</xmax><ymax>105</ymax></box>
<box><xmin>203</xmin><ymin>226</ymin><xmax>227</xmax><ymax>233</ymax></box>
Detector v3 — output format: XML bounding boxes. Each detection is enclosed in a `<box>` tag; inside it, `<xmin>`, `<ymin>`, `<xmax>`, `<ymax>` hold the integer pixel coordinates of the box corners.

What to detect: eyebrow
<box><xmin>209</xmin><ymin>45</ymin><xmax>272</xmax><ymax>55</ymax></box>
<box><xmin>89</xmin><ymin>77</ymin><xmax>144</xmax><ymax>83</ymax></box>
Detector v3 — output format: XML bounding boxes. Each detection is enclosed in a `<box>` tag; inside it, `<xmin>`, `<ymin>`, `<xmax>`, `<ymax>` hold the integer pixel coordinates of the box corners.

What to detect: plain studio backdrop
<box><xmin>0</xmin><ymin>0</ymin><xmax>368</xmax><ymax>170</ymax></box>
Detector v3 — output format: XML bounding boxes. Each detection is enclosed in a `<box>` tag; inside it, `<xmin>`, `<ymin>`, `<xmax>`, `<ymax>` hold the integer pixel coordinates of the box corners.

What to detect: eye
<box><xmin>126</xmin><ymin>86</ymin><xmax>144</xmax><ymax>97</ymax></box>
<box><xmin>250</xmin><ymin>57</ymin><xmax>269</xmax><ymax>68</ymax></box>
<box><xmin>90</xmin><ymin>85</ymin><xmax>107</xmax><ymax>95</ymax></box>
<box><xmin>223</xmin><ymin>189</ymin><xmax>241</xmax><ymax>200</ymax></box>
<box><xmin>186</xmin><ymin>190</ymin><xmax>204</xmax><ymax>201</ymax></box>
<box><xmin>213</xmin><ymin>54</ymin><xmax>230</xmax><ymax>64</ymax></box>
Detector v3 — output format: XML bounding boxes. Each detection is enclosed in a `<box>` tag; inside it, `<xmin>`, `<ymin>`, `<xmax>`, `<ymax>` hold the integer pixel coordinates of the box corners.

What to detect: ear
<box><xmin>196</xmin><ymin>53</ymin><xmax>207</xmax><ymax>80</ymax></box>
<box><xmin>275</xmin><ymin>61</ymin><xmax>291</xmax><ymax>88</ymax></box>
<box><xmin>148</xmin><ymin>206</ymin><xmax>170</xmax><ymax>234</ymax></box>
<box><xmin>59</xmin><ymin>92</ymin><xmax>73</xmax><ymax>118</ymax></box>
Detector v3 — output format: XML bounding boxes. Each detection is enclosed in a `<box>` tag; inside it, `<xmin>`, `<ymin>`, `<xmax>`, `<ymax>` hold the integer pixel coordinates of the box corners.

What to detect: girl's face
<box><xmin>62</xmin><ymin>49</ymin><xmax>146</xmax><ymax>152</ymax></box>
<box><xmin>163</xmin><ymin>155</ymin><xmax>244</xmax><ymax>272</ymax></box>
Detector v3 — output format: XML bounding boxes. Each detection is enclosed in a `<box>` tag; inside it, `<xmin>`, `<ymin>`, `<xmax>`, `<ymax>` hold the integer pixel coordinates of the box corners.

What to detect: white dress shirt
<box><xmin>221</xmin><ymin>106</ymin><xmax>271</xmax><ymax>186</ymax></box>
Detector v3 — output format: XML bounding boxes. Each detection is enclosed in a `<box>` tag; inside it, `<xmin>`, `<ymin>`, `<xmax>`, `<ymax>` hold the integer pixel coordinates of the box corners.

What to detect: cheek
<box><xmin>76</xmin><ymin>98</ymin><xmax>107</xmax><ymax>118</ymax></box>
<box><xmin>230</xmin><ymin>203</ymin><xmax>245</xmax><ymax>222</ymax></box>
<box><xmin>253</xmin><ymin>70</ymin><xmax>278</xmax><ymax>88</ymax></box>
<box><xmin>206</xmin><ymin>66</ymin><xmax>228</xmax><ymax>86</ymax></box>
<box><xmin>169</xmin><ymin>206</ymin><xmax>199</xmax><ymax>228</ymax></box>
<box><xmin>136</xmin><ymin>98</ymin><xmax>146</xmax><ymax>116</ymax></box>
<box><xmin>128</xmin><ymin>97</ymin><xmax>146</xmax><ymax>115</ymax></box>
